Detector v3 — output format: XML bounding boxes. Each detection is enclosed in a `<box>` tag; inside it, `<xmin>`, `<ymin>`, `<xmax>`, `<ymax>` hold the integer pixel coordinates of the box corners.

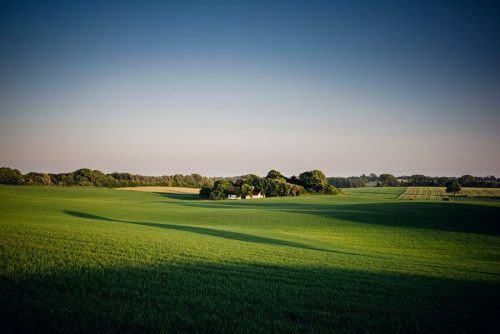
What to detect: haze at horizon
<box><xmin>1</xmin><ymin>0</ymin><xmax>499</xmax><ymax>177</ymax></box>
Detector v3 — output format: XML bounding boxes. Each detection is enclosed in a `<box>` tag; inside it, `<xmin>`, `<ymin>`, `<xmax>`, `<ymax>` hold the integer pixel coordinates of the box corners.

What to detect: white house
<box><xmin>226</xmin><ymin>187</ymin><xmax>264</xmax><ymax>200</ymax></box>
<box><xmin>246</xmin><ymin>191</ymin><xmax>264</xmax><ymax>199</ymax></box>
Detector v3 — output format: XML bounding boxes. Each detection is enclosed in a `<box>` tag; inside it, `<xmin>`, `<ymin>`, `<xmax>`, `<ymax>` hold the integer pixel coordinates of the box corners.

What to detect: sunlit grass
<box><xmin>1</xmin><ymin>186</ymin><xmax>499</xmax><ymax>332</ymax></box>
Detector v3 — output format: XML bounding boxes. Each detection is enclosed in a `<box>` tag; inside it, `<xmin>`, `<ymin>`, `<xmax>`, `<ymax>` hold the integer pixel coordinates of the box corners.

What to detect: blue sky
<box><xmin>1</xmin><ymin>0</ymin><xmax>499</xmax><ymax>176</ymax></box>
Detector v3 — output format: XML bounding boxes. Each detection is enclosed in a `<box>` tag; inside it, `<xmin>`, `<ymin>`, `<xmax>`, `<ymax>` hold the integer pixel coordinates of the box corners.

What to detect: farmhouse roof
<box><xmin>226</xmin><ymin>187</ymin><xmax>241</xmax><ymax>195</ymax></box>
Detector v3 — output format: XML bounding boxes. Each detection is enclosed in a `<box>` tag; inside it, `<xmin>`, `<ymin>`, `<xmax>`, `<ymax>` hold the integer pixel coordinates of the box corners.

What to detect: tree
<box><xmin>239</xmin><ymin>174</ymin><xmax>263</xmax><ymax>191</ymax></box>
<box><xmin>445</xmin><ymin>179</ymin><xmax>461</xmax><ymax>196</ymax></box>
<box><xmin>325</xmin><ymin>185</ymin><xmax>343</xmax><ymax>195</ymax></box>
<box><xmin>201</xmin><ymin>179</ymin><xmax>232</xmax><ymax>200</ymax></box>
<box><xmin>378</xmin><ymin>174</ymin><xmax>398</xmax><ymax>187</ymax></box>
<box><xmin>458</xmin><ymin>175</ymin><xmax>475</xmax><ymax>186</ymax></box>
<box><xmin>240</xmin><ymin>183</ymin><xmax>254</xmax><ymax>198</ymax></box>
<box><xmin>410</xmin><ymin>174</ymin><xmax>433</xmax><ymax>186</ymax></box>
<box><xmin>262</xmin><ymin>178</ymin><xmax>280</xmax><ymax>197</ymax></box>
<box><xmin>0</xmin><ymin>167</ymin><xmax>24</xmax><ymax>185</ymax></box>
<box><xmin>266</xmin><ymin>170</ymin><xmax>285</xmax><ymax>181</ymax></box>
<box><xmin>328</xmin><ymin>176</ymin><xmax>365</xmax><ymax>188</ymax></box>
<box><xmin>288</xmin><ymin>175</ymin><xmax>300</xmax><ymax>185</ymax></box>
<box><xmin>289</xmin><ymin>184</ymin><xmax>303</xmax><ymax>196</ymax></box>
<box><xmin>24</xmin><ymin>172</ymin><xmax>43</xmax><ymax>185</ymax></box>
<box><xmin>299</xmin><ymin>170</ymin><xmax>328</xmax><ymax>193</ymax></box>
<box><xmin>41</xmin><ymin>173</ymin><xmax>52</xmax><ymax>186</ymax></box>
<box><xmin>199</xmin><ymin>186</ymin><xmax>212</xmax><ymax>199</ymax></box>
<box><xmin>277</xmin><ymin>180</ymin><xmax>290</xmax><ymax>196</ymax></box>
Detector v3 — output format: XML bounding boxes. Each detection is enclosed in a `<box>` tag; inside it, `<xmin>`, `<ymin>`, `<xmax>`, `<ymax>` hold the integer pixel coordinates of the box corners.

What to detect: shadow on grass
<box><xmin>62</xmin><ymin>210</ymin><xmax>499</xmax><ymax>277</ymax></box>
<box><xmin>1</xmin><ymin>262</ymin><xmax>498</xmax><ymax>333</ymax></box>
<box><xmin>178</xmin><ymin>200</ymin><xmax>500</xmax><ymax>236</ymax></box>
<box><xmin>63</xmin><ymin>210</ymin><xmax>363</xmax><ymax>256</ymax></box>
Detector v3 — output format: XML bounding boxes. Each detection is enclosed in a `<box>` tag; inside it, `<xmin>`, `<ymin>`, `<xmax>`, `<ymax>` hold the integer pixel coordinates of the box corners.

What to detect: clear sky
<box><xmin>1</xmin><ymin>0</ymin><xmax>499</xmax><ymax>177</ymax></box>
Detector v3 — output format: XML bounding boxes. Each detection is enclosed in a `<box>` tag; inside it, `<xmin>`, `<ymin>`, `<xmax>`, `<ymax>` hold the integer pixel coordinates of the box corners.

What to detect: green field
<box><xmin>1</xmin><ymin>186</ymin><xmax>499</xmax><ymax>333</ymax></box>
<box><xmin>399</xmin><ymin>186</ymin><xmax>500</xmax><ymax>200</ymax></box>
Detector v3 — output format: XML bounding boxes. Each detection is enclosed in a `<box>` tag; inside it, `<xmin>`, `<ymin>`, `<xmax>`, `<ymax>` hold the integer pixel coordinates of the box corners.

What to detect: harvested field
<box><xmin>399</xmin><ymin>187</ymin><xmax>447</xmax><ymax>200</ymax></box>
<box><xmin>117</xmin><ymin>186</ymin><xmax>200</xmax><ymax>194</ymax></box>
<box><xmin>461</xmin><ymin>187</ymin><xmax>500</xmax><ymax>198</ymax></box>
<box><xmin>399</xmin><ymin>187</ymin><xmax>500</xmax><ymax>200</ymax></box>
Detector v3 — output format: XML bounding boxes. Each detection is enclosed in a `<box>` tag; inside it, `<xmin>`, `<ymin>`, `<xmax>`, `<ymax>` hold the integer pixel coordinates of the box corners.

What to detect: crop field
<box><xmin>398</xmin><ymin>187</ymin><xmax>448</xmax><ymax>200</ymax></box>
<box><xmin>399</xmin><ymin>186</ymin><xmax>500</xmax><ymax>200</ymax></box>
<box><xmin>460</xmin><ymin>187</ymin><xmax>500</xmax><ymax>198</ymax></box>
<box><xmin>116</xmin><ymin>186</ymin><xmax>200</xmax><ymax>194</ymax></box>
<box><xmin>1</xmin><ymin>186</ymin><xmax>499</xmax><ymax>333</ymax></box>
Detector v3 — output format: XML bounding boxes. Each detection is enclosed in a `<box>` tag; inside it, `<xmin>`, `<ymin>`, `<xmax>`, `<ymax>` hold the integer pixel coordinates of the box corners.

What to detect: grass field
<box><xmin>1</xmin><ymin>186</ymin><xmax>499</xmax><ymax>333</ymax></box>
<box><xmin>399</xmin><ymin>186</ymin><xmax>500</xmax><ymax>200</ymax></box>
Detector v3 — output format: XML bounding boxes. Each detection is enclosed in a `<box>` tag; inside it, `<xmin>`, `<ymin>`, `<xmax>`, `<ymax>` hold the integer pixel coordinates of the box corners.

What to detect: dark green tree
<box><xmin>240</xmin><ymin>174</ymin><xmax>263</xmax><ymax>191</ymax></box>
<box><xmin>458</xmin><ymin>175</ymin><xmax>475</xmax><ymax>186</ymax></box>
<box><xmin>266</xmin><ymin>170</ymin><xmax>285</xmax><ymax>181</ymax></box>
<box><xmin>208</xmin><ymin>179</ymin><xmax>232</xmax><ymax>200</ymax></box>
<box><xmin>299</xmin><ymin>170</ymin><xmax>328</xmax><ymax>193</ymax></box>
<box><xmin>445</xmin><ymin>179</ymin><xmax>461</xmax><ymax>196</ymax></box>
<box><xmin>262</xmin><ymin>178</ymin><xmax>279</xmax><ymax>197</ymax></box>
<box><xmin>0</xmin><ymin>167</ymin><xmax>24</xmax><ymax>185</ymax></box>
<box><xmin>378</xmin><ymin>174</ymin><xmax>398</xmax><ymax>187</ymax></box>
<box><xmin>199</xmin><ymin>186</ymin><xmax>212</xmax><ymax>199</ymax></box>
<box><xmin>240</xmin><ymin>183</ymin><xmax>254</xmax><ymax>198</ymax></box>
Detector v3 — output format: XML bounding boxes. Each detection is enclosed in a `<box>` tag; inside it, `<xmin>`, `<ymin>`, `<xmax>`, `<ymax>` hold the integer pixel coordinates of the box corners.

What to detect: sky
<box><xmin>1</xmin><ymin>0</ymin><xmax>499</xmax><ymax>177</ymax></box>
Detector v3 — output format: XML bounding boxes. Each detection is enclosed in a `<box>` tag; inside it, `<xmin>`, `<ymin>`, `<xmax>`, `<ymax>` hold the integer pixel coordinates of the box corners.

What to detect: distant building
<box><xmin>227</xmin><ymin>187</ymin><xmax>241</xmax><ymax>200</ymax></box>
<box><xmin>246</xmin><ymin>191</ymin><xmax>264</xmax><ymax>199</ymax></box>
<box><xmin>227</xmin><ymin>188</ymin><xmax>264</xmax><ymax>200</ymax></box>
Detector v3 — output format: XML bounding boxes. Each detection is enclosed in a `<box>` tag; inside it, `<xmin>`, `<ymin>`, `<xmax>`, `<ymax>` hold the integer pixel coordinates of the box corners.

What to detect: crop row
<box><xmin>399</xmin><ymin>187</ymin><xmax>447</xmax><ymax>200</ymax></box>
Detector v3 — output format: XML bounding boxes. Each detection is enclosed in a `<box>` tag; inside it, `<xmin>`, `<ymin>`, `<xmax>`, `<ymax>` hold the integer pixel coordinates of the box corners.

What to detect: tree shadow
<box><xmin>62</xmin><ymin>210</ymin><xmax>367</xmax><ymax>257</ymax></box>
<box><xmin>1</xmin><ymin>262</ymin><xmax>498</xmax><ymax>333</ymax></box>
<box><xmin>307</xmin><ymin>201</ymin><xmax>500</xmax><ymax>236</ymax></box>
<box><xmin>178</xmin><ymin>201</ymin><xmax>500</xmax><ymax>236</ymax></box>
<box><xmin>62</xmin><ymin>210</ymin><xmax>499</xmax><ymax>277</ymax></box>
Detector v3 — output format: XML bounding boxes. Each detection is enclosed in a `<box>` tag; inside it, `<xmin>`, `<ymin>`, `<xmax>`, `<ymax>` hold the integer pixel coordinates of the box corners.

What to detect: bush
<box><xmin>0</xmin><ymin>167</ymin><xmax>24</xmax><ymax>185</ymax></box>
<box><xmin>199</xmin><ymin>186</ymin><xmax>212</xmax><ymax>199</ymax></box>
<box><xmin>325</xmin><ymin>185</ymin><xmax>343</xmax><ymax>195</ymax></box>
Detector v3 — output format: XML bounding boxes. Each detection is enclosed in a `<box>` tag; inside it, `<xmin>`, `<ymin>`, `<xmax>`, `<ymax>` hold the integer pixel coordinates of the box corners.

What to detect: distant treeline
<box><xmin>1</xmin><ymin>167</ymin><xmax>498</xmax><ymax>189</ymax></box>
<box><xmin>328</xmin><ymin>173</ymin><xmax>500</xmax><ymax>188</ymax></box>
<box><xmin>0</xmin><ymin>167</ymin><xmax>213</xmax><ymax>188</ymax></box>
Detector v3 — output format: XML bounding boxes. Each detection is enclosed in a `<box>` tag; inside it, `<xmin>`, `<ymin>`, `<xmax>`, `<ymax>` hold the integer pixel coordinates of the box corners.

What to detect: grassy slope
<box><xmin>0</xmin><ymin>186</ymin><xmax>499</xmax><ymax>333</ymax></box>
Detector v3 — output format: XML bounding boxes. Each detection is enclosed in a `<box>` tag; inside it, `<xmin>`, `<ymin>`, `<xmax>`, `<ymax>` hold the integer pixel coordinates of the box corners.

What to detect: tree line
<box><xmin>1</xmin><ymin>167</ymin><xmax>498</xmax><ymax>190</ymax></box>
<box><xmin>0</xmin><ymin>167</ymin><xmax>213</xmax><ymax>188</ymax></box>
<box><xmin>328</xmin><ymin>173</ymin><xmax>500</xmax><ymax>188</ymax></box>
<box><xmin>200</xmin><ymin>169</ymin><xmax>342</xmax><ymax>200</ymax></box>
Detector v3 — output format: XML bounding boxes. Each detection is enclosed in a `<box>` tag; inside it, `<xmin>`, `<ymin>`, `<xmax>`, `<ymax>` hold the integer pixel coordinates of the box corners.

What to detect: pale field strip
<box><xmin>399</xmin><ymin>187</ymin><xmax>500</xmax><ymax>200</ymax></box>
<box><xmin>117</xmin><ymin>186</ymin><xmax>200</xmax><ymax>194</ymax></box>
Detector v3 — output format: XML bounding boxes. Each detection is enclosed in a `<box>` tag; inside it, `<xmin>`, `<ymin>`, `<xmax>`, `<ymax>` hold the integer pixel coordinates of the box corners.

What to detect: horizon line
<box><xmin>1</xmin><ymin>166</ymin><xmax>497</xmax><ymax>179</ymax></box>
